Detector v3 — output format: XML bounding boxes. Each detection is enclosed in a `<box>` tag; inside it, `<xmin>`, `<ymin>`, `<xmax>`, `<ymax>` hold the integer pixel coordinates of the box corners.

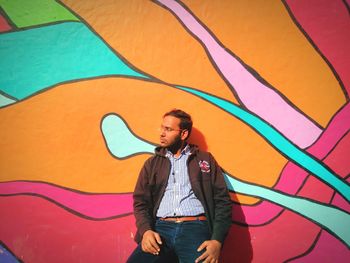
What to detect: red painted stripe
<box><xmin>0</xmin><ymin>13</ymin><xmax>12</xmax><ymax>32</ymax></box>
<box><xmin>286</xmin><ymin>0</ymin><xmax>350</xmax><ymax>96</ymax></box>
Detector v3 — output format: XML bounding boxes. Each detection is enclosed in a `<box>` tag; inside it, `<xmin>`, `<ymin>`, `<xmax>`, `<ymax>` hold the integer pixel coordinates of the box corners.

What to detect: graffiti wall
<box><xmin>0</xmin><ymin>0</ymin><xmax>349</xmax><ymax>262</ymax></box>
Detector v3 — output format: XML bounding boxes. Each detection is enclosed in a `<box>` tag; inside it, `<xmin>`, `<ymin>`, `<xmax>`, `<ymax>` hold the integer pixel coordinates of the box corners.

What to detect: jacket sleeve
<box><xmin>209</xmin><ymin>153</ymin><xmax>232</xmax><ymax>243</ymax></box>
<box><xmin>133</xmin><ymin>157</ymin><xmax>154</xmax><ymax>241</ymax></box>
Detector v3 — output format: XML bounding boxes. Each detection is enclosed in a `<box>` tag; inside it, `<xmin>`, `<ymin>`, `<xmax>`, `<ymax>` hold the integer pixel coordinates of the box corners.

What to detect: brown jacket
<box><xmin>133</xmin><ymin>144</ymin><xmax>232</xmax><ymax>243</ymax></box>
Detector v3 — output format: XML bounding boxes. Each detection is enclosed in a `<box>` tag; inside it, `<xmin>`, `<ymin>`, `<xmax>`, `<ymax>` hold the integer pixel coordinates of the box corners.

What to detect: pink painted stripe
<box><xmin>234</xmin><ymin>102</ymin><xmax>350</xmax><ymax>224</ymax></box>
<box><xmin>286</xmin><ymin>0</ymin><xmax>350</xmax><ymax>96</ymax></box>
<box><xmin>156</xmin><ymin>0</ymin><xmax>322</xmax><ymax>148</ymax></box>
<box><xmin>0</xmin><ymin>181</ymin><xmax>133</xmax><ymax>219</ymax></box>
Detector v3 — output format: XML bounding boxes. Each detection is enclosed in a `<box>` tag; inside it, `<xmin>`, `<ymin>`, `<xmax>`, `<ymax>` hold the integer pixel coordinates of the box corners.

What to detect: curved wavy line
<box><xmin>224</xmin><ymin>172</ymin><xmax>350</xmax><ymax>247</ymax></box>
<box><xmin>0</xmin><ymin>92</ymin><xmax>16</xmax><ymax>107</ymax></box>
<box><xmin>283</xmin><ymin>0</ymin><xmax>350</xmax><ymax>99</ymax></box>
<box><xmin>0</xmin><ymin>241</ymin><xmax>22</xmax><ymax>263</ymax></box>
<box><xmin>0</xmin><ymin>181</ymin><xmax>133</xmax><ymax>219</ymax></box>
<box><xmin>284</xmin><ymin>176</ymin><xmax>350</xmax><ymax>262</ymax></box>
<box><xmin>2</xmin><ymin>172</ymin><xmax>349</xmax><ymax>246</ymax></box>
<box><xmin>178</xmin><ymin>86</ymin><xmax>350</xmax><ymax>202</ymax></box>
<box><xmin>233</xmin><ymin>103</ymin><xmax>350</xmax><ymax>225</ymax></box>
<box><xmin>100</xmin><ymin>113</ymin><xmax>156</xmax><ymax>159</ymax></box>
<box><xmin>155</xmin><ymin>0</ymin><xmax>322</xmax><ymax>148</ymax></box>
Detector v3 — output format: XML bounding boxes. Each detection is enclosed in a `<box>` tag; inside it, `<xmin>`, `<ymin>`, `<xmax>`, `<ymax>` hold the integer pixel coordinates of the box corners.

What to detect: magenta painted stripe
<box><xmin>156</xmin><ymin>0</ymin><xmax>322</xmax><ymax>148</ymax></box>
<box><xmin>290</xmin><ymin>177</ymin><xmax>350</xmax><ymax>262</ymax></box>
<box><xmin>286</xmin><ymin>0</ymin><xmax>350</xmax><ymax>97</ymax></box>
<box><xmin>0</xmin><ymin>181</ymin><xmax>133</xmax><ymax>219</ymax></box>
<box><xmin>233</xmin><ymin>102</ymin><xmax>350</xmax><ymax>224</ymax></box>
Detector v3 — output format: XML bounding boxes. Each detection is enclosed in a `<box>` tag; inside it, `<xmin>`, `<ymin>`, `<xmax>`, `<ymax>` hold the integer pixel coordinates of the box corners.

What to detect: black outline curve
<box><xmin>282</xmin><ymin>0</ymin><xmax>349</xmax><ymax>100</ymax></box>
<box><xmin>175</xmin><ymin>83</ymin><xmax>350</xmax><ymax>194</ymax></box>
<box><xmin>0</xmin><ymin>0</ymin><xmax>80</xmax><ymax>35</ymax></box>
<box><xmin>0</xmin><ymin>5</ymin><xmax>17</xmax><ymax>30</ymax></box>
<box><xmin>225</xmin><ymin>172</ymin><xmax>350</xmax><ymax>249</ymax></box>
<box><xmin>2</xmin><ymin>73</ymin><xmax>348</xmax><ymax>208</ymax></box>
<box><xmin>266</xmin><ymin>128</ymin><xmax>350</xmax><ymax>201</ymax></box>
<box><xmin>235</xmin><ymin>124</ymin><xmax>350</xmax><ymax>210</ymax></box>
<box><xmin>284</xmin><ymin>229</ymin><xmax>323</xmax><ymax>263</ymax></box>
<box><xmin>1</xmin><ymin>0</ymin><xmax>348</xmax><ymax>253</ymax></box>
<box><xmin>1</xmin><ymin>71</ymin><xmax>348</xmax><ymax>208</ymax></box>
<box><xmin>343</xmin><ymin>0</ymin><xmax>350</xmax><ymax>13</ymax></box>
<box><xmin>237</xmin><ymin>141</ymin><xmax>349</xmax><ymax>226</ymax></box>
<box><xmin>0</xmin><ymin>75</ymin><xmax>155</xmax><ymax>110</ymax></box>
<box><xmin>0</xmin><ymin>241</ymin><xmax>23</xmax><ymax>263</ymax></box>
<box><xmin>0</xmin><ymin>90</ymin><xmax>17</xmax><ymax>102</ymax></box>
<box><xmin>55</xmin><ymin>0</ymin><xmax>156</xmax><ymax>82</ymax></box>
<box><xmin>0</xmin><ymin>191</ymin><xmax>133</xmax><ymax>221</ymax></box>
<box><xmin>100</xmin><ymin>112</ymin><xmax>157</xmax><ymax>160</ymax></box>
<box><xmin>1</xmin><ymin>0</ymin><xmax>335</xmax><ymax>162</ymax></box>
<box><xmin>0</xmin><ymin>179</ymin><xmax>133</xmax><ymax>195</ymax></box>
<box><xmin>284</xmin><ymin>175</ymin><xmax>350</xmax><ymax>263</ymax></box>
<box><xmin>152</xmin><ymin>0</ymin><xmax>324</xmax><ymax>130</ymax></box>
<box><xmin>0</xmin><ymin>20</ymin><xmax>81</xmax><ymax>35</ymax></box>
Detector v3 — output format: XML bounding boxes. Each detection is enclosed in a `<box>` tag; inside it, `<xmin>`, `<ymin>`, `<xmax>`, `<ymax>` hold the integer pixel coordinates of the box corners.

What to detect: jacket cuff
<box><xmin>138</xmin><ymin>222</ymin><xmax>153</xmax><ymax>238</ymax></box>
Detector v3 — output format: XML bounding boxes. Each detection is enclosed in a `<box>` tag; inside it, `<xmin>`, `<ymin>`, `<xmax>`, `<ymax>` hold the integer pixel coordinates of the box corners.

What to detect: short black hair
<box><xmin>163</xmin><ymin>109</ymin><xmax>193</xmax><ymax>139</ymax></box>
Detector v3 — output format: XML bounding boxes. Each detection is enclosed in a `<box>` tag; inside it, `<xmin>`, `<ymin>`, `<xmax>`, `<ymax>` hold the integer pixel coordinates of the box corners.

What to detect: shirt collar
<box><xmin>166</xmin><ymin>144</ymin><xmax>191</xmax><ymax>158</ymax></box>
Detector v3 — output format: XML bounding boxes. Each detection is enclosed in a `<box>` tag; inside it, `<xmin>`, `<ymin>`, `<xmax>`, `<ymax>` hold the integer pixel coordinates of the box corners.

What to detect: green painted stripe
<box><xmin>0</xmin><ymin>0</ymin><xmax>79</xmax><ymax>28</ymax></box>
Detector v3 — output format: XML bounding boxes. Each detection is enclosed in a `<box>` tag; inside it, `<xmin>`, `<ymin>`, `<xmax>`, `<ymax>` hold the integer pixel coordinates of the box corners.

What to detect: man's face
<box><xmin>159</xmin><ymin>115</ymin><xmax>186</xmax><ymax>148</ymax></box>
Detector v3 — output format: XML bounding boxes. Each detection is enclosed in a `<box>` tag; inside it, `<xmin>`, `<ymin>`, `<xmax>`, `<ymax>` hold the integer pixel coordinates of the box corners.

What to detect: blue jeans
<box><xmin>127</xmin><ymin>219</ymin><xmax>211</xmax><ymax>263</ymax></box>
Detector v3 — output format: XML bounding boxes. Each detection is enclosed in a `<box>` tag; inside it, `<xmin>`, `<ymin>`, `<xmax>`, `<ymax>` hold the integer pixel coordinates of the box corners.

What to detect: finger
<box><xmin>195</xmin><ymin>252</ymin><xmax>208</xmax><ymax>263</ymax></box>
<box><xmin>149</xmin><ymin>237</ymin><xmax>160</xmax><ymax>252</ymax></box>
<box><xmin>154</xmin><ymin>232</ymin><xmax>162</xmax><ymax>245</ymax></box>
<box><xmin>143</xmin><ymin>239</ymin><xmax>158</xmax><ymax>254</ymax></box>
<box><xmin>145</xmin><ymin>243</ymin><xmax>158</xmax><ymax>254</ymax></box>
<box><xmin>197</xmin><ymin>241</ymin><xmax>207</xmax><ymax>252</ymax></box>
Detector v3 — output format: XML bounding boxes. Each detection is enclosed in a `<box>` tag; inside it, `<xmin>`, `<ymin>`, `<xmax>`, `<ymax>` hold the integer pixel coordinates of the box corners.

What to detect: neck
<box><xmin>168</xmin><ymin>141</ymin><xmax>186</xmax><ymax>157</ymax></box>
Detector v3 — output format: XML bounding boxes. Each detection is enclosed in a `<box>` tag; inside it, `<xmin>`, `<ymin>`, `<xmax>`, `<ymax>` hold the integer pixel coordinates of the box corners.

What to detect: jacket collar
<box><xmin>155</xmin><ymin>143</ymin><xmax>199</xmax><ymax>157</ymax></box>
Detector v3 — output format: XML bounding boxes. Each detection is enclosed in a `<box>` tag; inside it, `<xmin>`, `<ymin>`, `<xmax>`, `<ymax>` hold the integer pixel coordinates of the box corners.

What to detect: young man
<box><xmin>127</xmin><ymin>109</ymin><xmax>232</xmax><ymax>263</ymax></box>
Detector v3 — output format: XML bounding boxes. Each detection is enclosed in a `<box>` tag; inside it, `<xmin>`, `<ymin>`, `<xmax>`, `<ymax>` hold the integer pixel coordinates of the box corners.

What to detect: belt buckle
<box><xmin>175</xmin><ymin>218</ymin><xmax>182</xmax><ymax>223</ymax></box>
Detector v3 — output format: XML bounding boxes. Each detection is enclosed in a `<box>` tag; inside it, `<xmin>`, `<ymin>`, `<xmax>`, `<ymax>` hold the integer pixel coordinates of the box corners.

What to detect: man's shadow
<box><xmin>189</xmin><ymin>127</ymin><xmax>253</xmax><ymax>262</ymax></box>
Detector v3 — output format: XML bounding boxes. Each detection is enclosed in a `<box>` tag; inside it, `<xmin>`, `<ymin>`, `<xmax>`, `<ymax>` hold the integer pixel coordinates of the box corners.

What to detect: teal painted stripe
<box><xmin>178</xmin><ymin>86</ymin><xmax>350</xmax><ymax>202</ymax></box>
<box><xmin>224</xmin><ymin>174</ymin><xmax>350</xmax><ymax>246</ymax></box>
<box><xmin>101</xmin><ymin>114</ymin><xmax>156</xmax><ymax>158</ymax></box>
<box><xmin>0</xmin><ymin>22</ymin><xmax>147</xmax><ymax>99</ymax></box>
<box><xmin>0</xmin><ymin>93</ymin><xmax>16</xmax><ymax>107</ymax></box>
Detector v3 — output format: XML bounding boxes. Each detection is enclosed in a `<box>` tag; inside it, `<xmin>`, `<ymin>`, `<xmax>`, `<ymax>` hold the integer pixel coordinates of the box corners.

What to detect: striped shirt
<box><xmin>156</xmin><ymin>145</ymin><xmax>205</xmax><ymax>217</ymax></box>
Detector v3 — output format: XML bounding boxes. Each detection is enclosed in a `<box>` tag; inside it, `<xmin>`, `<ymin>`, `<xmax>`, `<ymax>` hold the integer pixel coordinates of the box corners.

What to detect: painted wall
<box><xmin>0</xmin><ymin>0</ymin><xmax>349</xmax><ymax>262</ymax></box>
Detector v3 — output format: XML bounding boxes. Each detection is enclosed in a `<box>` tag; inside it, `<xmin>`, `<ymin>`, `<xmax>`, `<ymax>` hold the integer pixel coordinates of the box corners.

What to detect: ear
<box><xmin>181</xmin><ymin>129</ymin><xmax>189</xmax><ymax>141</ymax></box>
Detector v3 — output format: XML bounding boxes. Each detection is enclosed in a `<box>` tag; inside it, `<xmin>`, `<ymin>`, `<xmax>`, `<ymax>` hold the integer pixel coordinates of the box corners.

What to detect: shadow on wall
<box><xmin>188</xmin><ymin>127</ymin><xmax>208</xmax><ymax>151</ymax></box>
<box><xmin>190</xmin><ymin>127</ymin><xmax>253</xmax><ymax>262</ymax></box>
<box><xmin>221</xmin><ymin>191</ymin><xmax>253</xmax><ymax>263</ymax></box>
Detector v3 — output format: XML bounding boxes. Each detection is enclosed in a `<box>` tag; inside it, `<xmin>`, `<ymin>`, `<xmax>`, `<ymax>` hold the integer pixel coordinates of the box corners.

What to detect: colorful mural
<box><xmin>0</xmin><ymin>0</ymin><xmax>349</xmax><ymax>262</ymax></box>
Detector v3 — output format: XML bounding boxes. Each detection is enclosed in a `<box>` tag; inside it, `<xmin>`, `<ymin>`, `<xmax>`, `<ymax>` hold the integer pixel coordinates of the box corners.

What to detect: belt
<box><xmin>159</xmin><ymin>215</ymin><xmax>207</xmax><ymax>223</ymax></box>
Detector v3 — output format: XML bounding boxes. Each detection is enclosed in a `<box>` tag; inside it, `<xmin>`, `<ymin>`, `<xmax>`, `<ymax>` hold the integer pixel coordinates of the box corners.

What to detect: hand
<box><xmin>141</xmin><ymin>230</ymin><xmax>162</xmax><ymax>255</ymax></box>
<box><xmin>195</xmin><ymin>240</ymin><xmax>222</xmax><ymax>263</ymax></box>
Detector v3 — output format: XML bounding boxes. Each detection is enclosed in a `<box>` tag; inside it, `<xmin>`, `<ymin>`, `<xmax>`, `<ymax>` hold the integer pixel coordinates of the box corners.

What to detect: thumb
<box><xmin>154</xmin><ymin>232</ymin><xmax>162</xmax><ymax>245</ymax></box>
<box><xmin>197</xmin><ymin>241</ymin><xmax>207</xmax><ymax>252</ymax></box>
